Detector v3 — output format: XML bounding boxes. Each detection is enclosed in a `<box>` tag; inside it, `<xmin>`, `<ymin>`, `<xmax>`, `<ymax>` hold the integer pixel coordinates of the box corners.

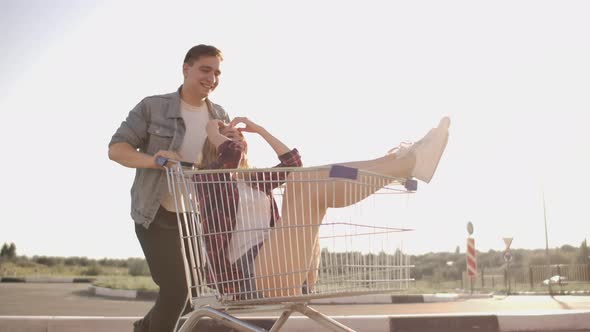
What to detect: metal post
<box><xmin>507</xmin><ymin>261</ymin><xmax>511</xmax><ymax>295</ymax></box>
<box><xmin>557</xmin><ymin>265</ymin><xmax>563</xmax><ymax>293</ymax></box>
<box><xmin>504</xmin><ymin>268</ymin><xmax>508</xmax><ymax>290</ymax></box>
<box><xmin>543</xmin><ymin>191</ymin><xmax>552</xmax><ymax>295</ymax></box>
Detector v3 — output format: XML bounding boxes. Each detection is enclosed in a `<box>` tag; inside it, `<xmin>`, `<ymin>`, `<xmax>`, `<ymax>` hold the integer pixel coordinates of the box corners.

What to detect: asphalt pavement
<box><xmin>1</xmin><ymin>283</ymin><xmax>590</xmax><ymax>331</ymax></box>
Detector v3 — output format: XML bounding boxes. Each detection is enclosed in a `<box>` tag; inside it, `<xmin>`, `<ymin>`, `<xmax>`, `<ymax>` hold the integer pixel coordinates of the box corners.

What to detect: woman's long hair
<box><xmin>197</xmin><ymin>138</ymin><xmax>249</xmax><ymax>169</ymax></box>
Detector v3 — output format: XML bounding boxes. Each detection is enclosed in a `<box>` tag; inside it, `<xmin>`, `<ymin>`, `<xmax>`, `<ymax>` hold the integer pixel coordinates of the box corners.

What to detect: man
<box><xmin>108</xmin><ymin>44</ymin><xmax>229</xmax><ymax>332</ymax></box>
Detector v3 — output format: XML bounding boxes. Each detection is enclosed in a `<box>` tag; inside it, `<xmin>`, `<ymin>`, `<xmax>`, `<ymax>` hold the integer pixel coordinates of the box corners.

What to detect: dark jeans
<box><xmin>133</xmin><ymin>206</ymin><xmax>190</xmax><ymax>332</ymax></box>
<box><xmin>233</xmin><ymin>242</ymin><xmax>263</xmax><ymax>300</ymax></box>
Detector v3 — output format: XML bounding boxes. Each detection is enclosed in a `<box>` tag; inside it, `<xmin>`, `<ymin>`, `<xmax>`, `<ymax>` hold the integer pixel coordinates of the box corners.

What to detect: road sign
<box><xmin>467</xmin><ymin>222</ymin><xmax>474</xmax><ymax>235</ymax></box>
<box><xmin>466</xmin><ymin>238</ymin><xmax>477</xmax><ymax>277</ymax></box>
<box><xmin>503</xmin><ymin>250</ymin><xmax>513</xmax><ymax>262</ymax></box>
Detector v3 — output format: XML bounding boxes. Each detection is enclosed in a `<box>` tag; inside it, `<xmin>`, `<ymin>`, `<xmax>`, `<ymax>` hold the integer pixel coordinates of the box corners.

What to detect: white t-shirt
<box><xmin>161</xmin><ymin>100</ymin><xmax>209</xmax><ymax>212</ymax></box>
<box><xmin>177</xmin><ymin>100</ymin><xmax>210</xmax><ymax>163</ymax></box>
<box><xmin>227</xmin><ymin>181</ymin><xmax>271</xmax><ymax>263</ymax></box>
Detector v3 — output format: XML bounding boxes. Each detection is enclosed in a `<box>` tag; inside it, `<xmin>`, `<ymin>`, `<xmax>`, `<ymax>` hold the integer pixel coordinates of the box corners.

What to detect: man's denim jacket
<box><xmin>109</xmin><ymin>87</ymin><xmax>229</xmax><ymax>228</ymax></box>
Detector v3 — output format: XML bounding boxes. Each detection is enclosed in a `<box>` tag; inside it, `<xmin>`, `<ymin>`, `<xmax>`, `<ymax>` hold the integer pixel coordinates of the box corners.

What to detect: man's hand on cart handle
<box><xmin>154</xmin><ymin>150</ymin><xmax>183</xmax><ymax>168</ymax></box>
<box><xmin>154</xmin><ymin>151</ymin><xmax>194</xmax><ymax>169</ymax></box>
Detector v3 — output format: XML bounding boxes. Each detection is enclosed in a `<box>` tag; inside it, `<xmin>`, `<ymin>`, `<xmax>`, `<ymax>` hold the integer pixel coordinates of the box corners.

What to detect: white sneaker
<box><xmin>387</xmin><ymin>141</ymin><xmax>413</xmax><ymax>157</ymax></box>
<box><xmin>414</xmin><ymin>117</ymin><xmax>450</xmax><ymax>146</ymax></box>
<box><xmin>409</xmin><ymin>116</ymin><xmax>450</xmax><ymax>183</ymax></box>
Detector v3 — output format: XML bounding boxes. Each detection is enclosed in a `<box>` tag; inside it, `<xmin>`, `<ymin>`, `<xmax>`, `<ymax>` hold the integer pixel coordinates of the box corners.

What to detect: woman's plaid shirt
<box><xmin>193</xmin><ymin>140</ymin><xmax>302</xmax><ymax>295</ymax></box>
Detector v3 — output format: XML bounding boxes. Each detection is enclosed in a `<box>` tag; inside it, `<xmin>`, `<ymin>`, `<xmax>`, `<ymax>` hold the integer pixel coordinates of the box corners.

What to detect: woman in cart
<box><xmin>196</xmin><ymin>116</ymin><xmax>450</xmax><ymax>299</ymax></box>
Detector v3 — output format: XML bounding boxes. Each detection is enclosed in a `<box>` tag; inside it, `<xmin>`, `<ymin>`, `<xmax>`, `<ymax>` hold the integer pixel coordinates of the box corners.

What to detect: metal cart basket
<box><xmin>163</xmin><ymin>163</ymin><xmax>417</xmax><ymax>332</ymax></box>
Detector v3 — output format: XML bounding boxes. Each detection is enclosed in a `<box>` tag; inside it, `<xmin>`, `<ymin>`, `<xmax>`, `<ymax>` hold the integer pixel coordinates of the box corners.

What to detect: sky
<box><xmin>1</xmin><ymin>0</ymin><xmax>589</xmax><ymax>259</ymax></box>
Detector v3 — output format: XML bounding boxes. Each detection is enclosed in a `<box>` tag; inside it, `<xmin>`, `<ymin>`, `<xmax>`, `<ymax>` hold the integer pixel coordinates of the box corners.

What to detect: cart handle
<box><xmin>155</xmin><ymin>156</ymin><xmax>195</xmax><ymax>168</ymax></box>
<box><xmin>156</xmin><ymin>156</ymin><xmax>196</xmax><ymax>194</ymax></box>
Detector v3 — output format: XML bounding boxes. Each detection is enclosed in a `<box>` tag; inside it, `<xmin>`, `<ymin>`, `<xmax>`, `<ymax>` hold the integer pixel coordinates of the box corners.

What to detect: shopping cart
<box><xmin>162</xmin><ymin>161</ymin><xmax>418</xmax><ymax>332</ymax></box>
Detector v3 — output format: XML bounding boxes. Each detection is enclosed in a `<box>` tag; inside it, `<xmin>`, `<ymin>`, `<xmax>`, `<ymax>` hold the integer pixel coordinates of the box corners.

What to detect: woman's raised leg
<box><xmin>254</xmin><ymin>117</ymin><xmax>450</xmax><ymax>297</ymax></box>
<box><xmin>253</xmin><ymin>153</ymin><xmax>415</xmax><ymax>297</ymax></box>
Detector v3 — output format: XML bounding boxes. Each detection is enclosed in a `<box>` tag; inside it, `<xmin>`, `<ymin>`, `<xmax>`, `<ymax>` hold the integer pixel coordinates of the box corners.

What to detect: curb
<box><xmin>0</xmin><ymin>276</ymin><xmax>95</xmax><ymax>283</ymax></box>
<box><xmin>2</xmin><ymin>312</ymin><xmax>589</xmax><ymax>332</ymax></box>
<box><xmin>311</xmin><ymin>293</ymin><xmax>486</xmax><ymax>304</ymax></box>
<box><xmin>510</xmin><ymin>290</ymin><xmax>590</xmax><ymax>296</ymax></box>
<box><xmin>87</xmin><ymin>285</ymin><xmax>491</xmax><ymax>304</ymax></box>
<box><xmin>88</xmin><ymin>286</ymin><xmax>158</xmax><ymax>301</ymax></box>
<box><xmin>0</xmin><ymin>315</ymin><xmax>502</xmax><ymax>332</ymax></box>
<box><xmin>498</xmin><ymin>310</ymin><xmax>590</xmax><ymax>331</ymax></box>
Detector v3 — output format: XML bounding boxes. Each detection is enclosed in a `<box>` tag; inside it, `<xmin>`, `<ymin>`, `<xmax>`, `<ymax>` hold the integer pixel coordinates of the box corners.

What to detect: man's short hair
<box><xmin>183</xmin><ymin>44</ymin><xmax>223</xmax><ymax>65</ymax></box>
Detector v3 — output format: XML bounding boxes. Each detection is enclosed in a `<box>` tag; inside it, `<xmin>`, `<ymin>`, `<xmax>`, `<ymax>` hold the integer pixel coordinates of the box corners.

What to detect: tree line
<box><xmin>0</xmin><ymin>242</ymin><xmax>150</xmax><ymax>276</ymax></box>
<box><xmin>411</xmin><ymin>240</ymin><xmax>589</xmax><ymax>280</ymax></box>
<box><xmin>0</xmin><ymin>243</ymin><xmax>16</xmax><ymax>259</ymax></box>
<box><xmin>2</xmin><ymin>240</ymin><xmax>588</xmax><ymax>280</ymax></box>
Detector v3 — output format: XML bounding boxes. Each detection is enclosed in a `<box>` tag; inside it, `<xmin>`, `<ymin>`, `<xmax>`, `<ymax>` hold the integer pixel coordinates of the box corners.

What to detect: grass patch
<box><xmin>1</xmin><ymin>260</ymin><xmax>157</xmax><ymax>291</ymax></box>
<box><xmin>0</xmin><ymin>261</ymin><xmax>127</xmax><ymax>277</ymax></box>
<box><xmin>93</xmin><ymin>276</ymin><xmax>158</xmax><ymax>291</ymax></box>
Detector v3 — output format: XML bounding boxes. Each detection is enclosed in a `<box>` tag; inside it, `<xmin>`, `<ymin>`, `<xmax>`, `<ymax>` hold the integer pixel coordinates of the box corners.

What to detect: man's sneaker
<box><xmin>409</xmin><ymin>116</ymin><xmax>450</xmax><ymax>183</ymax></box>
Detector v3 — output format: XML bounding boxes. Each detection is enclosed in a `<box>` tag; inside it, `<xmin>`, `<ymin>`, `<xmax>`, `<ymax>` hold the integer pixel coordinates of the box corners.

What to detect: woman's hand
<box><xmin>231</xmin><ymin>116</ymin><xmax>291</xmax><ymax>156</ymax></box>
<box><xmin>206</xmin><ymin>119</ymin><xmax>230</xmax><ymax>148</ymax></box>
<box><xmin>206</xmin><ymin>119</ymin><xmax>224</xmax><ymax>137</ymax></box>
<box><xmin>230</xmin><ymin>117</ymin><xmax>264</xmax><ymax>134</ymax></box>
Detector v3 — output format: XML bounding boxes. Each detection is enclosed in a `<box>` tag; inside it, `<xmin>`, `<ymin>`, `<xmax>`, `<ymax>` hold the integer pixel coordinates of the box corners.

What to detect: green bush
<box><xmin>13</xmin><ymin>257</ymin><xmax>37</xmax><ymax>267</ymax></box>
<box><xmin>94</xmin><ymin>276</ymin><xmax>157</xmax><ymax>291</ymax></box>
<box><xmin>128</xmin><ymin>259</ymin><xmax>151</xmax><ymax>276</ymax></box>
<box><xmin>34</xmin><ymin>256</ymin><xmax>60</xmax><ymax>267</ymax></box>
<box><xmin>83</xmin><ymin>265</ymin><xmax>103</xmax><ymax>276</ymax></box>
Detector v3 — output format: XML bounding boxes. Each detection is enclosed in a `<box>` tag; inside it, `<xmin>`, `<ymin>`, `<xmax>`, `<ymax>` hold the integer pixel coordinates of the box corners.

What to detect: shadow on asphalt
<box><xmin>72</xmin><ymin>289</ymin><xmax>94</xmax><ymax>298</ymax></box>
<box><xmin>550</xmin><ymin>295</ymin><xmax>573</xmax><ymax>310</ymax></box>
<box><xmin>71</xmin><ymin>288</ymin><xmax>153</xmax><ymax>302</ymax></box>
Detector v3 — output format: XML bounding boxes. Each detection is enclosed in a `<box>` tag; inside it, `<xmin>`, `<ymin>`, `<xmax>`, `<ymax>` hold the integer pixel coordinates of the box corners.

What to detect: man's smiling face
<box><xmin>182</xmin><ymin>55</ymin><xmax>222</xmax><ymax>100</ymax></box>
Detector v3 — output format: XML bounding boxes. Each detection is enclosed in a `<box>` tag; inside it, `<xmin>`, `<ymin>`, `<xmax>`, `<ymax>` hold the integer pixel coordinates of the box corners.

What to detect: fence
<box><xmin>459</xmin><ymin>264</ymin><xmax>590</xmax><ymax>292</ymax></box>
